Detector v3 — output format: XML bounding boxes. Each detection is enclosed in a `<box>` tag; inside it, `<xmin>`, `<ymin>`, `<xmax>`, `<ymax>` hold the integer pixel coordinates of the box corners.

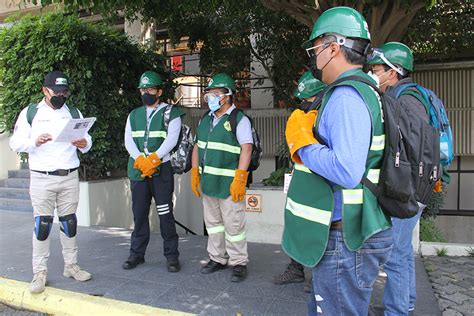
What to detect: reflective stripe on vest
<box><xmin>207</xmin><ymin>225</ymin><xmax>225</xmax><ymax>234</ymax></box>
<box><xmin>370</xmin><ymin>135</ymin><xmax>385</xmax><ymax>151</ymax></box>
<box><xmin>203</xmin><ymin>166</ymin><xmax>236</xmax><ymax>177</ymax></box>
<box><xmin>132</xmin><ymin>131</ymin><xmax>145</xmax><ymax>138</ymax></box>
<box><xmin>197</xmin><ymin>140</ymin><xmax>241</xmax><ymax>154</ymax></box>
<box><xmin>148</xmin><ymin>131</ymin><xmax>167</xmax><ymax>138</ymax></box>
<box><xmin>225</xmin><ymin>231</ymin><xmax>246</xmax><ymax>242</ymax></box>
<box><xmin>207</xmin><ymin>141</ymin><xmax>241</xmax><ymax>154</ymax></box>
<box><xmin>286</xmin><ymin>197</ymin><xmax>331</xmax><ymax>226</ymax></box>
<box><xmin>294</xmin><ymin>164</ymin><xmax>311</xmax><ymax>174</ymax></box>
<box><xmin>342</xmin><ymin>189</ymin><xmax>363</xmax><ymax>204</ymax></box>
<box><xmin>366</xmin><ymin>169</ymin><xmax>380</xmax><ymax>184</ymax></box>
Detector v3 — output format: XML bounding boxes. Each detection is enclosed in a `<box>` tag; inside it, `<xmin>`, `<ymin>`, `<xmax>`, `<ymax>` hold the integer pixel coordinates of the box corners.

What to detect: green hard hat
<box><xmin>367</xmin><ymin>42</ymin><xmax>414</xmax><ymax>72</ymax></box>
<box><xmin>303</xmin><ymin>6</ymin><xmax>371</xmax><ymax>49</ymax></box>
<box><xmin>293</xmin><ymin>71</ymin><xmax>327</xmax><ymax>99</ymax></box>
<box><xmin>138</xmin><ymin>71</ymin><xmax>163</xmax><ymax>89</ymax></box>
<box><xmin>206</xmin><ymin>73</ymin><xmax>236</xmax><ymax>92</ymax></box>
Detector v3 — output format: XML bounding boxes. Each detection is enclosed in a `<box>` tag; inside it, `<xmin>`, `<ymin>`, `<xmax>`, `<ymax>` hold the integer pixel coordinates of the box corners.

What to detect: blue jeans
<box><xmin>308</xmin><ymin>228</ymin><xmax>393</xmax><ymax>315</ymax></box>
<box><xmin>383</xmin><ymin>211</ymin><xmax>422</xmax><ymax>316</ymax></box>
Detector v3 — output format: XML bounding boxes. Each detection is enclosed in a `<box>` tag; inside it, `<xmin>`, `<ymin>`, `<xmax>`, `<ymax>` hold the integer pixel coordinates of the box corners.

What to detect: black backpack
<box><xmin>312</xmin><ymin>75</ymin><xmax>440</xmax><ymax>219</ymax></box>
<box><xmin>228</xmin><ymin>108</ymin><xmax>263</xmax><ymax>172</ymax></box>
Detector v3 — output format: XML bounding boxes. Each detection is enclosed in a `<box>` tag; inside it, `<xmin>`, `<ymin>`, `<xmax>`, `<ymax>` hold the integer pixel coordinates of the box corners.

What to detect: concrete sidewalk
<box><xmin>0</xmin><ymin>210</ymin><xmax>440</xmax><ymax>315</ymax></box>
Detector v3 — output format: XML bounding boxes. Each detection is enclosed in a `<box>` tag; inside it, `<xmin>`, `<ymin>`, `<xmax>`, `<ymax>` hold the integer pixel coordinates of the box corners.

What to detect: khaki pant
<box><xmin>29</xmin><ymin>170</ymin><xmax>79</xmax><ymax>273</ymax></box>
<box><xmin>203</xmin><ymin>194</ymin><xmax>248</xmax><ymax>266</ymax></box>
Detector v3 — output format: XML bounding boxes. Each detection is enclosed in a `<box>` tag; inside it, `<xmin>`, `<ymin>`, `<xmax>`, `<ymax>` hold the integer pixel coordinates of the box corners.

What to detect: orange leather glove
<box><xmin>433</xmin><ymin>179</ymin><xmax>443</xmax><ymax>193</ymax></box>
<box><xmin>230</xmin><ymin>169</ymin><xmax>249</xmax><ymax>202</ymax></box>
<box><xmin>133</xmin><ymin>155</ymin><xmax>147</xmax><ymax>174</ymax></box>
<box><xmin>191</xmin><ymin>167</ymin><xmax>201</xmax><ymax>198</ymax></box>
<box><xmin>285</xmin><ymin>109</ymin><xmax>318</xmax><ymax>164</ymax></box>
<box><xmin>141</xmin><ymin>152</ymin><xmax>161</xmax><ymax>178</ymax></box>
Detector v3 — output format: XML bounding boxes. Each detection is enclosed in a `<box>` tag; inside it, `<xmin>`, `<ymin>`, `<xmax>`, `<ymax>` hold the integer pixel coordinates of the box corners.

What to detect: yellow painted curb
<box><xmin>0</xmin><ymin>277</ymin><xmax>195</xmax><ymax>316</ymax></box>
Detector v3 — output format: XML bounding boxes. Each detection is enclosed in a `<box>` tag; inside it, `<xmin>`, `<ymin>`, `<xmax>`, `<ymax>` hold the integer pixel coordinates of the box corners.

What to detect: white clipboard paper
<box><xmin>54</xmin><ymin>117</ymin><xmax>96</xmax><ymax>142</ymax></box>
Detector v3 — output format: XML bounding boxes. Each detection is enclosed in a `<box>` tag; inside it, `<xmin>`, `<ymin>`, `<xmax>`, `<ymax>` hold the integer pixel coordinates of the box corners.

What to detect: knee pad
<box><xmin>34</xmin><ymin>216</ymin><xmax>53</xmax><ymax>241</ymax></box>
<box><xmin>59</xmin><ymin>214</ymin><xmax>77</xmax><ymax>238</ymax></box>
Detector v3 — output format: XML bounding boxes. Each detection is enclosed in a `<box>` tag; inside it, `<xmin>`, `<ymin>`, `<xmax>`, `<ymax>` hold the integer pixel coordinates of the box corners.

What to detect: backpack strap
<box><xmin>163</xmin><ymin>104</ymin><xmax>173</xmax><ymax>130</ymax></box>
<box><xmin>394</xmin><ymin>83</ymin><xmax>417</xmax><ymax>98</ymax></box>
<box><xmin>312</xmin><ymin>75</ymin><xmax>381</xmax><ymax>146</ymax></box>
<box><xmin>26</xmin><ymin>103</ymin><xmax>38</xmax><ymax>125</ymax></box>
<box><xmin>229</xmin><ymin>108</ymin><xmax>241</xmax><ymax>138</ymax></box>
<box><xmin>66</xmin><ymin>105</ymin><xmax>81</xmax><ymax>119</ymax></box>
<box><xmin>394</xmin><ymin>83</ymin><xmax>430</xmax><ymax>115</ymax></box>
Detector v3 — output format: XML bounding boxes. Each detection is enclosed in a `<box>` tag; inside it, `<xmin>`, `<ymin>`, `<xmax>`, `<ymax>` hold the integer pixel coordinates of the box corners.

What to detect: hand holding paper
<box><xmin>71</xmin><ymin>138</ymin><xmax>88</xmax><ymax>149</ymax></box>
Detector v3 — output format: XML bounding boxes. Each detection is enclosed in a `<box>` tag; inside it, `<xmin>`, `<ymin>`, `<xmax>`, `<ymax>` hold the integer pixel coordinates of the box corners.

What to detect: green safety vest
<box><xmin>282</xmin><ymin>68</ymin><xmax>391</xmax><ymax>267</ymax></box>
<box><xmin>196</xmin><ymin>110</ymin><xmax>244</xmax><ymax>199</ymax></box>
<box><xmin>127</xmin><ymin>104</ymin><xmax>184</xmax><ymax>181</ymax></box>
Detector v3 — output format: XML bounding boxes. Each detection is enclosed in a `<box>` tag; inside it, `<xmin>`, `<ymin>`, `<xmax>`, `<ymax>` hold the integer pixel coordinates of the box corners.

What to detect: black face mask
<box><xmin>141</xmin><ymin>93</ymin><xmax>158</xmax><ymax>106</ymax></box>
<box><xmin>310</xmin><ymin>45</ymin><xmax>331</xmax><ymax>81</ymax></box>
<box><xmin>50</xmin><ymin>95</ymin><xmax>66</xmax><ymax>109</ymax></box>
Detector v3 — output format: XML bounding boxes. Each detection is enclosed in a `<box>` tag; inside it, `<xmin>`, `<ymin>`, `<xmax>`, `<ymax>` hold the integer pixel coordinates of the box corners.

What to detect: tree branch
<box><xmin>260</xmin><ymin>0</ymin><xmax>318</xmax><ymax>28</ymax></box>
<box><xmin>387</xmin><ymin>2</ymin><xmax>426</xmax><ymax>42</ymax></box>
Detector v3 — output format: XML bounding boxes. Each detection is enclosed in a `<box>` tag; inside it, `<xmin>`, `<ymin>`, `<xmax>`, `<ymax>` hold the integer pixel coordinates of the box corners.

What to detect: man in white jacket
<box><xmin>10</xmin><ymin>71</ymin><xmax>93</xmax><ymax>294</ymax></box>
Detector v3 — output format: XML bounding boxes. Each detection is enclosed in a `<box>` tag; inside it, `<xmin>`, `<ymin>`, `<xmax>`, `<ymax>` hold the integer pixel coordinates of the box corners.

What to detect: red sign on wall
<box><xmin>171</xmin><ymin>56</ymin><xmax>183</xmax><ymax>72</ymax></box>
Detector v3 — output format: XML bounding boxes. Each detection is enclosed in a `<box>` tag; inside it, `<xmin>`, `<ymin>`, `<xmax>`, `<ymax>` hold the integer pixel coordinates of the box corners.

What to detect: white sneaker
<box><xmin>30</xmin><ymin>271</ymin><xmax>47</xmax><ymax>294</ymax></box>
<box><xmin>63</xmin><ymin>264</ymin><xmax>92</xmax><ymax>282</ymax></box>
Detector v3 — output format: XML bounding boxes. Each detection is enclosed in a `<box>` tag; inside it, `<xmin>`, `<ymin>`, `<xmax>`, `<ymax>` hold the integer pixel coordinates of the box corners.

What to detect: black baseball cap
<box><xmin>43</xmin><ymin>71</ymin><xmax>69</xmax><ymax>92</ymax></box>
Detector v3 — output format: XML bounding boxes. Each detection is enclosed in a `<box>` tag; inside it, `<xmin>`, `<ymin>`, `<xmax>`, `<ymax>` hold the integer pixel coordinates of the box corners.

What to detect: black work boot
<box><xmin>231</xmin><ymin>265</ymin><xmax>247</xmax><ymax>282</ymax></box>
<box><xmin>167</xmin><ymin>258</ymin><xmax>181</xmax><ymax>273</ymax></box>
<box><xmin>273</xmin><ymin>261</ymin><xmax>305</xmax><ymax>285</ymax></box>
<box><xmin>122</xmin><ymin>256</ymin><xmax>145</xmax><ymax>270</ymax></box>
<box><xmin>201</xmin><ymin>260</ymin><xmax>227</xmax><ymax>274</ymax></box>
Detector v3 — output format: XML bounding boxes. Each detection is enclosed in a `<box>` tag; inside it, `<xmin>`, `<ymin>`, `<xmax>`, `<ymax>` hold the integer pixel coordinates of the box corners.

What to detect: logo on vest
<box><xmin>224</xmin><ymin>121</ymin><xmax>232</xmax><ymax>132</ymax></box>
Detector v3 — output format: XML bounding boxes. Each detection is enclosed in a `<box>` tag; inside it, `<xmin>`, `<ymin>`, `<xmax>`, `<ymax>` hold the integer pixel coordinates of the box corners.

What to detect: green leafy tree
<box><xmin>404</xmin><ymin>0</ymin><xmax>473</xmax><ymax>61</ymax></box>
<box><xmin>0</xmin><ymin>13</ymin><xmax>172</xmax><ymax>180</ymax></box>
<box><xmin>24</xmin><ymin>1</ymin><xmax>309</xmax><ymax>104</ymax></box>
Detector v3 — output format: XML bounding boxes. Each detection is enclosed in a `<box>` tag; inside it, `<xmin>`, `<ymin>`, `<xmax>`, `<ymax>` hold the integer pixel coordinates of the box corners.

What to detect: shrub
<box><xmin>422</xmin><ymin>183</ymin><xmax>448</xmax><ymax>219</ymax></box>
<box><xmin>0</xmin><ymin>13</ymin><xmax>173</xmax><ymax>180</ymax></box>
<box><xmin>420</xmin><ymin>217</ymin><xmax>446</xmax><ymax>242</ymax></box>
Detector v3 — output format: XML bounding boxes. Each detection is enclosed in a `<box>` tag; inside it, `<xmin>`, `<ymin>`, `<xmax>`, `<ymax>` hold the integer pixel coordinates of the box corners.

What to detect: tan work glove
<box><xmin>230</xmin><ymin>169</ymin><xmax>249</xmax><ymax>202</ymax></box>
<box><xmin>285</xmin><ymin>109</ymin><xmax>318</xmax><ymax>164</ymax></box>
<box><xmin>191</xmin><ymin>167</ymin><xmax>201</xmax><ymax>197</ymax></box>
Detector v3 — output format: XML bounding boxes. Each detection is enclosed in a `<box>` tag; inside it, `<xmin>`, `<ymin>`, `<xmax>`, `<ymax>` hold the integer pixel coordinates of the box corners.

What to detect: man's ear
<box><xmin>157</xmin><ymin>89</ymin><xmax>163</xmax><ymax>97</ymax></box>
<box><xmin>329</xmin><ymin>42</ymin><xmax>340</xmax><ymax>57</ymax></box>
<box><xmin>388</xmin><ymin>69</ymin><xmax>398</xmax><ymax>80</ymax></box>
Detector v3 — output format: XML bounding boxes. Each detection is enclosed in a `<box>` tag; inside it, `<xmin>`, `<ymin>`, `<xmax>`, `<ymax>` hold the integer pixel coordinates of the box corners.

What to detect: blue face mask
<box><xmin>208</xmin><ymin>95</ymin><xmax>222</xmax><ymax>112</ymax></box>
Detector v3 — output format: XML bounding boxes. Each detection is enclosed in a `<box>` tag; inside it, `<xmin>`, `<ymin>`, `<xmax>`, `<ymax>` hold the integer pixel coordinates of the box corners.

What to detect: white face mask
<box><xmin>367</xmin><ymin>70</ymin><xmax>391</xmax><ymax>88</ymax></box>
<box><xmin>367</xmin><ymin>71</ymin><xmax>380</xmax><ymax>86</ymax></box>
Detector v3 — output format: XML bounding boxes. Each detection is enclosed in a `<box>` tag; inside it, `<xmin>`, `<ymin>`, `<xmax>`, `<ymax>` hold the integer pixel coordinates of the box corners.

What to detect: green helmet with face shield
<box><xmin>303</xmin><ymin>6</ymin><xmax>371</xmax><ymax>55</ymax></box>
<box><xmin>367</xmin><ymin>42</ymin><xmax>414</xmax><ymax>72</ymax></box>
<box><xmin>206</xmin><ymin>73</ymin><xmax>236</xmax><ymax>93</ymax></box>
<box><xmin>293</xmin><ymin>71</ymin><xmax>327</xmax><ymax>99</ymax></box>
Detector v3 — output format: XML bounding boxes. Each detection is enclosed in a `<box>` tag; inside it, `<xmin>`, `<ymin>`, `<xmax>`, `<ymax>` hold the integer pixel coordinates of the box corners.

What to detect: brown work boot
<box><xmin>273</xmin><ymin>262</ymin><xmax>305</xmax><ymax>285</ymax></box>
<box><xmin>63</xmin><ymin>263</ymin><xmax>92</xmax><ymax>282</ymax></box>
<box><xmin>30</xmin><ymin>270</ymin><xmax>47</xmax><ymax>294</ymax></box>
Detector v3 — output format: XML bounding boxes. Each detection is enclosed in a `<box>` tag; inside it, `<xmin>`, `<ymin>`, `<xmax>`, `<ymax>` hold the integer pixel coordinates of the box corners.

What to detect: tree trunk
<box><xmin>259</xmin><ymin>0</ymin><xmax>428</xmax><ymax>47</ymax></box>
